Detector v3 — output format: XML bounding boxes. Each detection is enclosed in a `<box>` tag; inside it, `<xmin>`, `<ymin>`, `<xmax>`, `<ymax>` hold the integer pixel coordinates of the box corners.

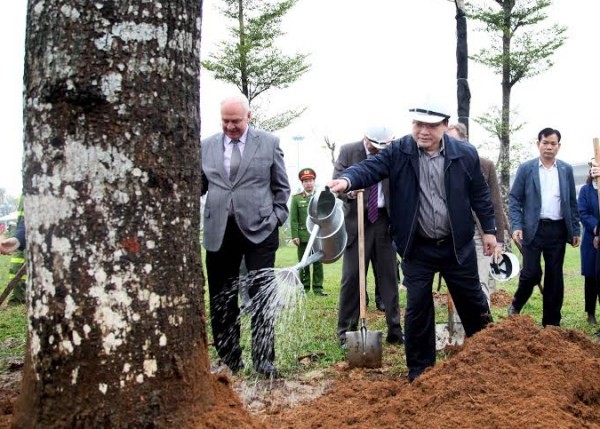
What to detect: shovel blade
<box><xmin>435</xmin><ymin>322</ymin><xmax>465</xmax><ymax>350</ymax></box>
<box><xmin>346</xmin><ymin>329</ymin><xmax>383</xmax><ymax>368</ymax></box>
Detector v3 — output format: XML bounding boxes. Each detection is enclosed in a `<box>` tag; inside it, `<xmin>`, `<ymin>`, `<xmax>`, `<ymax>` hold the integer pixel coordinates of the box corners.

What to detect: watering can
<box><xmin>294</xmin><ymin>186</ymin><xmax>347</xmax><ymax>271</ymax></box>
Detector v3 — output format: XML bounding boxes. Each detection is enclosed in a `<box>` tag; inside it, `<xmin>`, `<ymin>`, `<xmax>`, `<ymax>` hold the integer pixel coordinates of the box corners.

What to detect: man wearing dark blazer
<box><xmin>332</xmin><ymin>125</ymin><xmax>403</xmax><ymax>348</ymax></box>
<box><xmin>508</xmin><ymin>127</ymin><xmax>580</xmax><ymax>326</ymax></box>
<box><xmin>201</xmin><ymin>93</ymin><xmax>290</xmax><ymax>377</ymax></box>
<box><xmin>328</xmin><ymin>103</ymin><xmax>496</xmax><ymax>382</ymax></box>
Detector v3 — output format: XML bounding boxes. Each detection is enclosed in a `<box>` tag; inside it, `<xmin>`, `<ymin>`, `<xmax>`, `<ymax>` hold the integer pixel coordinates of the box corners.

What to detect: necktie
<box><xmin>367</xmin><ymin>184</ymin><xmax>379</xmax><ymax>223</ymax></box>
<box><xmin>229</xmin><ymin>139</ymin><xmax>241</xmax><ymax>181</ymax></box>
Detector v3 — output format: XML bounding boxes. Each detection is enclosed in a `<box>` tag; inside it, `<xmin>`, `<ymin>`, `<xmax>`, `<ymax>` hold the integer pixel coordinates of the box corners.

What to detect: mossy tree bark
<box><xmin>13</xmin><ymin>0</ymin><xmax>211</xmax><ymax>427</ymax></box>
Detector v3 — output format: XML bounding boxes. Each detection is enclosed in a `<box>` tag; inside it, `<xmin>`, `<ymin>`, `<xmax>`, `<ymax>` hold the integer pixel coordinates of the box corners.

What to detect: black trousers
<box><xmin>401</xmin><ymin>236</ymin><xmax>492</xmax><ymax>380</ymax></box>
<box><xmin>205</xmin><ymin>217</ymin><xmax>279</xmax><ymax>368</ymax></box>
<box><xmin>512</xmin><ymin>219</ymin><xmax>567</xmax><ymax>326</ymax></box>
<box><xmin>337</xmin><ymin>211</ymin><xmax>402</xmax><ymax>341</ymax></box>
<box><xmin>584</xmin><ymin>275</ymin><xmax>600</xmax><ymax>315</ymax></box>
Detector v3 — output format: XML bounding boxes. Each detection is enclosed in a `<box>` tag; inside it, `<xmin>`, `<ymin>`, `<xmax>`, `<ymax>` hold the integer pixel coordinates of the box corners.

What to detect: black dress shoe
<box><xmin>376</xmin><ymin>303</ymin><xmax>385</xmax><ymax>312</ymax></box>
<box><xmin>408</xmin><ymin>367</ymin><xmax>426</xmax><ymax>383</ymax></box>
<box><xmin>227</xmin><ymin>359</ymin><xmax>245</xmax><ymax>374</ymax></box>
<box><xmin>339</xmin><ymin>336</ymin><xmax>347</xmax><ymax>349</ymax></box>
<box><xmin>314</xmin><ymin>290</ymin><xmax>328</xmax><ymax>296</ymax></box>
<box><xmin>386</xmin><ymin>334</ymin><xmax>404</xmax><ymax>345</ymax></box>
<box><xmin>588</xmin><ymin>313</ymin><xmax>598</xmax><ymax>325</ymax></box>
<box><xmin>507</xmin><ymin>304</ymin><xmax>519</xmax><ymax>316</ymax></box>
<box><xmin>254</xmin><ymin>361</ymin><xmax>281</xmax><ymax>378</ymax></box>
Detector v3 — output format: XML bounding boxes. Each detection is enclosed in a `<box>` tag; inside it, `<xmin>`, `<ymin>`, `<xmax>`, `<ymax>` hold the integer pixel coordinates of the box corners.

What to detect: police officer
<box><xmin>290</xmin><ymin>168</ymin><xmax>326</xmax><ymax>296</ymax></box>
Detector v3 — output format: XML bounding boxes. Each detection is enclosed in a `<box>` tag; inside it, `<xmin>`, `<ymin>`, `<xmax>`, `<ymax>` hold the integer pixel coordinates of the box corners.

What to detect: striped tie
<box><xmin>367</xmin><ymin>184</ymin><xmax>378</xmax><ymax>223</ymax></box>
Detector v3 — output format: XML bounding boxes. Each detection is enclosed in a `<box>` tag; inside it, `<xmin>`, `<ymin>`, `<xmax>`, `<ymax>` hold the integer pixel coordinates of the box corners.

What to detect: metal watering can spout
<box><xmin>294</xmin><ymin>186</ymin><xmax>347</xmax><ymax>271</ymax></box>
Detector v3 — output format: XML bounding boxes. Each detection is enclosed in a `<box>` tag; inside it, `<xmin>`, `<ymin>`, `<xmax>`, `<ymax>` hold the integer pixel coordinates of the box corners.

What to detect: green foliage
<box><xmin>202</xmin><ymin>0</ymin><xmax>310</xmax><ymax>131</ymax></box>
<box><xmin>466</xmin><ymin>0</ymin><xmax>567</xmax><ymax>200</ymax></box>
<box><xmin>0</xmin><ymin>255</ymin><xmax>27</xmax><ymax>371</ymax></box>
<box><xmin>474</xmin><ymin>106</ymin><xmax>532</xmax><ymax>167</ymax></box>
<box><xmin>468</xmin><ymin>0</ymin><xmax>567</xmax><ymax>86</ymax></box>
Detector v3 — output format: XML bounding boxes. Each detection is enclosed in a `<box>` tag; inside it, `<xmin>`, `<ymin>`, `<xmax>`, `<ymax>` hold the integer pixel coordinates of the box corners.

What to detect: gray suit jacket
<box><xmin>332</xmin><ymin>140</ymin><xmax>391</xmax><ymax>246</ymax></box>
<box><xmin>201</xmin><ymin>127</ymin><xmax>291</xmax><ymax>252</ymax></box>
<box><xmin>509</xmin><ymin>157</ymin><xmax>580</xmax><ymax>246</ymax></box>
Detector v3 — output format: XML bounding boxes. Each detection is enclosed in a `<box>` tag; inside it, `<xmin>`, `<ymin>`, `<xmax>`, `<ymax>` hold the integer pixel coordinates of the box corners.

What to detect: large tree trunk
<box><xmin>12</xmin><ymin>0</ymin><xmax>215</xmax><ymax>427</ymax></box>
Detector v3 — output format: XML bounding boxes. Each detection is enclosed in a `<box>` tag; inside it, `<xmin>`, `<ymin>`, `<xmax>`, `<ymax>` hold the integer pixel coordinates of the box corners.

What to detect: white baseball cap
<box><xmin>365</xmin><ymin>125</ymin><xmax>395</xmax><ymax>149</ymax></box>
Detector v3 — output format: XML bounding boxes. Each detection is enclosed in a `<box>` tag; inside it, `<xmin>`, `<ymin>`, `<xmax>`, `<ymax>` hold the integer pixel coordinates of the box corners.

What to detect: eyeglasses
<box><xmin>412</xmin><ymin>120</ymin><xmax>444</xmax><ymax>129</ymax></box>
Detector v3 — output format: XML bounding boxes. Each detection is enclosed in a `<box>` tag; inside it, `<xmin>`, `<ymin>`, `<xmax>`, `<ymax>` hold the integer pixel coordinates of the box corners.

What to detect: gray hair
<box><xmin>221</xmin><ymin>92</ymin><xmax>251</xmax><ymax>114</ymax></box>
<box><xmin>447</xmin><ymin>122</ymin><xmax>468</xmax><ymax>141</ymax></box>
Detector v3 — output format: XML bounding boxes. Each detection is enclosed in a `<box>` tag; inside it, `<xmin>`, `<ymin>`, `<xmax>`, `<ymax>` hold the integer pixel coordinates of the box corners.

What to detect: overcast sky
<box><xmin>2</xmin><ymin>0</ymin><xmax>599</xmax><ymax>196</ymax></box>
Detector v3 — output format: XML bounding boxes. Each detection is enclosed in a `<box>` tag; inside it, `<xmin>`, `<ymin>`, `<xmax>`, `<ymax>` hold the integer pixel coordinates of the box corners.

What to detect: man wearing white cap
<box><xmin>328</xmin><ymin>102</ymin><xmax>496</xmax><ymax>382</ymax></box>
<box><xmin>332</xmin><ymin>125</ymin><xmax>404</xmax><ymax>349</ymax></box>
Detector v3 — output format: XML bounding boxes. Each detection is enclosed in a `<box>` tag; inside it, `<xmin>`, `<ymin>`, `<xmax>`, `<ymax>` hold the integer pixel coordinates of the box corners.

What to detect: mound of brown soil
<box><xmin>264</xmin><ymin>316</ymin><xmax>600</xmax><ymax>429</ymax></box>
<box><xmin>4</xmin><ymin>316</ymin><xmax>600</xmax><ymax>429</ymax></box>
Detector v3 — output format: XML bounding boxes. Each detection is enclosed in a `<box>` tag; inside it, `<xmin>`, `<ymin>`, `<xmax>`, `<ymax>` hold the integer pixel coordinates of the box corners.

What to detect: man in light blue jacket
<box><xmin>508</xmin><ymin>127</ymin><xmax>580</xmax><ymax>326</ymax></box>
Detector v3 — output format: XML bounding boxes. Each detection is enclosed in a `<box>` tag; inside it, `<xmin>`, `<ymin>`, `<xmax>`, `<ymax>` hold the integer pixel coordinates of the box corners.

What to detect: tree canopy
<box><xmin>202</xmin><ymin>0</ymin><xmax>310</xmax><ymax>131</ymax></box>
<box><xmin>467</xmin><ymin>0</ymin><xmax>567</xmax><ymax>199</ymax></box>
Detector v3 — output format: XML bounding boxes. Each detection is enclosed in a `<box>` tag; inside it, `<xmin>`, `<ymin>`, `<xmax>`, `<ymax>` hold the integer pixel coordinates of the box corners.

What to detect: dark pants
<box><xmin>511</xmin><ymin>219</ymin><xmax>567</xmax><ymax>326</ymax></box>
<box><xmin>297</xmin><ymin>242</ymin><xmax>324</xmax><ymax>292</ymax></box>
<box><xmin>206</xmin><ymin>217</ymin><xmax>279</xmax><ymax>369</ymax></box>
<box><xmin>584</xmin><ymin>275</ymin><xmax>600</xmax><ymax>315</ymax></box>
<box><xmin>370</xmin><ymin>254</ymin><xmax>386</xmax><ymax>309</ymax></box>
<box><xmin>402</xmin><ymin>236</ymin><xmax>492</xmax><ymax>381</ymax></box>
<box><xmin>337</xmin><ymin>210</ymin><xmax>402</xmax><ymax>341</ymax></box>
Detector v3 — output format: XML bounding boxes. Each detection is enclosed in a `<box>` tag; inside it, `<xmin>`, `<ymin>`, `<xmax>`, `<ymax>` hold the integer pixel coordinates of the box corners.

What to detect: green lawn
<box><xmin>0</xmin><ymin>244</ymin><xmax>595</xmax><ymax>376</ymax></box>
<box><xmin>0</xmin><ymin>255</ymin><xmax>27</xmax><ymax>369</ymax></box>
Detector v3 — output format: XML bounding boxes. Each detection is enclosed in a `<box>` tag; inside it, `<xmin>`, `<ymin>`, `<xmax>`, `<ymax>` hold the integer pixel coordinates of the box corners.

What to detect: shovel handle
<box><xmin>356</xmin><ymin>190</ymin><xmax>367</xmax><ymax>320</ymax></box>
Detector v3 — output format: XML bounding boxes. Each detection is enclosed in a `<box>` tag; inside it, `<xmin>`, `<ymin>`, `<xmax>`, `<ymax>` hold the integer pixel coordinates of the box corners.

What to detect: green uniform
<box><xmin>8</xmin><ymin>196</ymin><xmax>26</xmax><ymax>304</ymax></box>
<box><xmin>290</xmin><ymin>191</ymin><xmax>323</xmax><ymax>293</ymax></box>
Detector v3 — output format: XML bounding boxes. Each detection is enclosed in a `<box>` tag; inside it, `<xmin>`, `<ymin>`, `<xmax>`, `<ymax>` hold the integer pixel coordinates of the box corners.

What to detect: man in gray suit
<box><xmin>201</xmin><ymin>93</ymin><xmax>290</xmax><ymax>377</ymax></box>
<box><xmin>332</xmin><ymin>125</ymin><xmax>403</xmax><ymax>348</ymax></box>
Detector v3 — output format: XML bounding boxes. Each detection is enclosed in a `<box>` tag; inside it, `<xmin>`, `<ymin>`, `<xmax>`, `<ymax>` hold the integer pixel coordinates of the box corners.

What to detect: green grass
<box><xmin>207</xmin><ymin>244</ymin><xmax>600</xmax><ymax>377</ymax></box>
<box><xmin>1</xmin><ymin>244</ymin><xmax>596</xmax><ymax>378</ymax></box>
<box><xmin>0</xmin><ymin>255</ymin><xmax>27</xmax><ymax>370</ymax></box>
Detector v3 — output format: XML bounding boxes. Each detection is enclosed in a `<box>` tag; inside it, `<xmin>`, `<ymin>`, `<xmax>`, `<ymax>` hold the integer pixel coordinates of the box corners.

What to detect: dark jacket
<box><xmin>509</xmin><ymin>157</ymin><xmax>580</xmax><ymax>246</ymax></box>
<box><xmin>15</xmin><ymin>216</ymin><xmax>25</xmax><ymax>251</ymax></box>
<box><xmin>332</xmin><ymin>140</ymin><xmax>391</xmax><ymax>247</ymax></box>
<box><xmin>340</xmin><ymin>134</ymin><xmax>495</xmax><ymax>263</ymax></box>
<box><xmin>578</xmin><ymin>182</ymin><xmax>598</xmax><ymax>277</ymax></box>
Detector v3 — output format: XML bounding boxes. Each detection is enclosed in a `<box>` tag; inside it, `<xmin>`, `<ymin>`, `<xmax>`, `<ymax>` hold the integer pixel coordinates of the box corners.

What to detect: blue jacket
<box><xmin>578</xmin><ymin>182</ymin><xmax>598</xmax><ymax>277</ymax></box>
<box><xmin>339</xmin><ymin>134</ymin><xmax>495</xmax><ymax>263</ymax></box>
<box><xmin>509</xmin><ymin>158</ymin><xmax>580</xmax><ymax>246</ymax></box>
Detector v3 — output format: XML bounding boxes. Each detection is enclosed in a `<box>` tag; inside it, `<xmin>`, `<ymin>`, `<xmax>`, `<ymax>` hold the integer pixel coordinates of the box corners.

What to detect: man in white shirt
<box><xmin>508</xmin><ymin>127</ymin><xmax>580</xmax><ymax>326</ymax></box>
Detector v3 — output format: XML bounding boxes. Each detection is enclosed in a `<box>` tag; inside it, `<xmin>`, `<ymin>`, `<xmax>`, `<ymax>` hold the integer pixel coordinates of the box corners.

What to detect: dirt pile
<box><xmin>264</xmin><ymin>316</ymin><xmax>600</xmax><ymax>429</ymax></box>
<box><xmin>3</xmin><ymin>315</ymin><xmax>600</xmax><ymax>428</ymax></box>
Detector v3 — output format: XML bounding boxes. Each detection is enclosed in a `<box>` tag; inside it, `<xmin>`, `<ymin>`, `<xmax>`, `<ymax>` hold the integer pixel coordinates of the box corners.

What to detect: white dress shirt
<box><xmin>538</xmin><ymin>160</ymin><xmax>562</xmax><ymax>220</ymax></box>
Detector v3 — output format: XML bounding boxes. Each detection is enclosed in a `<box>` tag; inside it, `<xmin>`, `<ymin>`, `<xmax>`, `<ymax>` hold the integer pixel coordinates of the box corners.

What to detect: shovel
<box><xmin>435</xmin><ymin>275</ymin><xmax>465</xmax><ymax>350</ymax></box>
<box><xmin>346</xmin><ymin>189</ymin><xmax>383</xmax><ymax>368</ymax></box>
